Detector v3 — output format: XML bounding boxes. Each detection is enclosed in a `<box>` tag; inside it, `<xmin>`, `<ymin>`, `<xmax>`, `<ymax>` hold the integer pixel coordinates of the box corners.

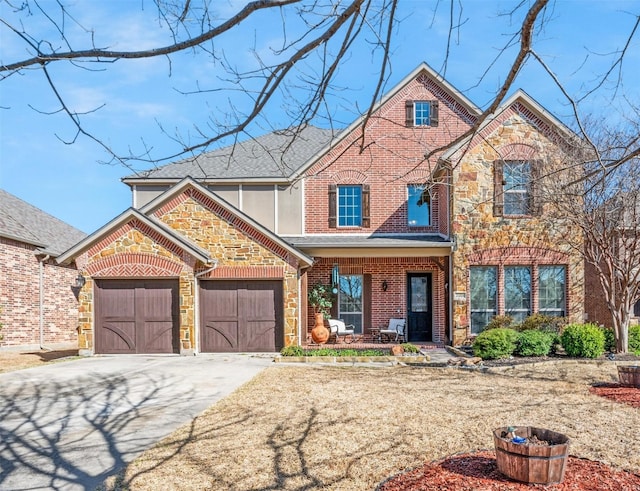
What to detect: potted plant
<box><xmin>308</xmin><ymin>282</ymin><xmax>333</xmax><ymax>344</ymax></box>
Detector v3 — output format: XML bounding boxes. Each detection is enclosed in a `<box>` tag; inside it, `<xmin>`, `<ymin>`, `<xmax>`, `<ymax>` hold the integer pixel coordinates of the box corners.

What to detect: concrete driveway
<box><xmin>0</xmin><ymin>354</ymin><xmax>273</xmax><ymax>491</ymax></box>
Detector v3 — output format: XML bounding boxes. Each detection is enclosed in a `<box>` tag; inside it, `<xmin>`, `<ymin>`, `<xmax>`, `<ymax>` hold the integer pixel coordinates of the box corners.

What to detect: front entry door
<box><xmin>407</xmin><ymin>273</ymin><xmax>432</xmax><ymax>342</ymax></box>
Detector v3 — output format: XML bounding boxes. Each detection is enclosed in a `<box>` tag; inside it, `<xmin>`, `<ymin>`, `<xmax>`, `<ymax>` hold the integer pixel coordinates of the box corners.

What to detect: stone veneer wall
<box><xmin>74</xmin><ymin>223</ymin><xmax>191</xmax><ymax>354</ymax></box>
<box><xmin>74</xmin><ymin>190</ymin><xmax>303</xmax><ymax>353</ymax></box>
<box><xmin>0</xmin><ymin>237</ymin><xmax>79</xmax><ymax>348</ymax></box>
<box><xmin>450</xmin><ymin>114</ymin><xmax>585</xmax><ymax>345</ymax></box>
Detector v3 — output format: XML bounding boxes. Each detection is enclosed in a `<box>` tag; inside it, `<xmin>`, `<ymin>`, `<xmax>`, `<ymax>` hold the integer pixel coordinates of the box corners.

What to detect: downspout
<box><xmin>38</xmin><ymin>254</ymin><xmax>51</xmax><ymax>351</ymax></box>
<box><xmin>193</xmin><ymin>259</ymin><xmax>219</xmax><ymax>355</ymax></box>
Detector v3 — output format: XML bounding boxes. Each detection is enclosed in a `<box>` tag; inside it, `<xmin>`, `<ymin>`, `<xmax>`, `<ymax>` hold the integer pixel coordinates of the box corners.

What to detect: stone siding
<box><xmin>450</xmin><ymin>113</ymin><xmax>585</xmax><ymax>345</ymax></box>
<box><xmin>75</xmin><ymin>188</ymin><xmax>301</xmax><ymax>354</ymax></box>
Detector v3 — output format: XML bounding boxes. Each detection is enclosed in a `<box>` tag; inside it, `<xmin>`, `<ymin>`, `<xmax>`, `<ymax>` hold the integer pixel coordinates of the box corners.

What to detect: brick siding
<box><xmin>0</xmin><ymin>237</ymin><xmax>78</xmax><ymax>348</ymax></box>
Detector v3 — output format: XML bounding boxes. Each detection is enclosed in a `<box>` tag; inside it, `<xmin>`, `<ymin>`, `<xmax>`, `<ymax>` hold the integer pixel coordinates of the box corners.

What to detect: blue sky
<box><xmin>1</xmin><ymin>0</ymin><xmax>638</xmax><ymax>234</ymax></box>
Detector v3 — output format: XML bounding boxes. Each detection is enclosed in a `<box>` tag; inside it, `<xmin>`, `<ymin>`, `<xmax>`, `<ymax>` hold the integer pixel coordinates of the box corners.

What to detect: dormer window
<box><xmin>405</xmin><ymin>100</ymin><xmax>439</xmax><ymax>127</ymax></box>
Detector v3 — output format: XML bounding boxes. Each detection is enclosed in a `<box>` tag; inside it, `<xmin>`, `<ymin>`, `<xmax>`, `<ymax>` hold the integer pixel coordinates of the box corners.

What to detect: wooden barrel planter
<box><xmin>493</xmin><ymin>427</ymin><xmax>570</xmax><ymax>484</ymax></box>
<box><xmin>617</xmin><ymin>366</ymin><xmax>640</xmax><ymax>387</ymax></box>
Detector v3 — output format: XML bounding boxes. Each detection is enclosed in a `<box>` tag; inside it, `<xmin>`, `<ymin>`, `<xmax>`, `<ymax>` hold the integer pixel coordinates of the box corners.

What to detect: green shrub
<box><xmin>560</xmin><ymin>323</ymin><xmax>605</xmax><ymax>358</ymax></box>
<box><xmin>519</xmin><ymin>313</ymin><xmax>565</xmax><ymax>333</ymax></box>
<box><xmin>280</xmin><ymin>345</ymin><xmax>304</xmax><ymax>357</ymax></box>
<box><xmin>600</xmin><ymin>327</ymin><xmax>616</xmax><ymax>352</ymax></box>
<box><xmin>629</xmin><ymin>325</ymin><xmax>640</xmax><ymax>355</ymax></box>
<box><xmin>400</xmin><ymin>343</ymin><xmax>420</xmax><ymax>353</ymax></box>
<box><xmin>514</xmin><ymin>330</ymin><xmax>555</xmax><ymax>357</ymax></box>
<box><xmin>472</xmin><ymin>328</ymin><xmax>519</xmax><ymax>360</ymax></box>
<box><xmin>484</xmin><ymin>315</ymin><xmax>514</xmax><ymax>330</ymax></box>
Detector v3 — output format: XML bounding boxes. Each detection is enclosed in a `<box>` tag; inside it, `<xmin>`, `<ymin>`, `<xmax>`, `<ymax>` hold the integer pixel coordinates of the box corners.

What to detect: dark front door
<box><xmin>199</xmin><ymin>280</ymin><xmax>283</xmax><ymax>352</ymax></box>
<box><xmin>407</xmin><ymin>273</ymin><xmax>432</xmax><ymax>342</ymax></box>
<box><xmin>95</xmin><ymin>279</ymin><xmax>179</xmax><ymax>354</ymax></box>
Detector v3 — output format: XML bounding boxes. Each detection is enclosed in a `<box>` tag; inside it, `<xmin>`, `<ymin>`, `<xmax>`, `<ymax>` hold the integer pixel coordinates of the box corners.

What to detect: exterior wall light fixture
<box><xmin>74</xmin><ymin>273</ymin><xmax>86</xmax><ymax>288</ymax></box>
<box><xmin>382</xmin><ymin>280</ymin><xmax>388</xmax><ymax>292</ymax></box>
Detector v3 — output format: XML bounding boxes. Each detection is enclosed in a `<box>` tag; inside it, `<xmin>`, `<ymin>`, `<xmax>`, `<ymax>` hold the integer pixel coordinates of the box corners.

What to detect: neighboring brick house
<box><xmin>56</xmin><ymin>62</ymin><xmax>585</xmax><ymax>354</ymax></box>
<box><xmin>0</xmin><ymin>189</ymin><xmax>87</xmax><ymax>348</ymax></box>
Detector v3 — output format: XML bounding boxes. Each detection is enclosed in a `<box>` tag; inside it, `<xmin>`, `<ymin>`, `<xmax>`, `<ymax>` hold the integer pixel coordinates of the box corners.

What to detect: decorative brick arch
<box><xmin>496</xmin><ymin>141</ymin><xmax>540</xmax><ymax>161</ymax></box>
<box><xmin>467</xmin><ymin>246</ymin><xmax>569</xmax><ymax>265</ymax></box>
<box><xmin>330</xmin><ymin>169</ymin><xmax>369</xmax><ymax>184</ymax></box>
<box><xmin>86</xmin><ymin>253</ymin><xmax>185</xmax><ymax>277</ymax></box>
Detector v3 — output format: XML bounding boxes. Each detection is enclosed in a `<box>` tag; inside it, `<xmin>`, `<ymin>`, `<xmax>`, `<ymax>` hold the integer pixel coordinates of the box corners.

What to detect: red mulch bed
<box><xmin>589</xmin><ymin>383</ymin><xmax>640</xmax><ymax>409</ymax></box>
<box><xmin>378</xmin><ymin>450</ymin><xmax>640</xmax><ymax>490</ymax></box>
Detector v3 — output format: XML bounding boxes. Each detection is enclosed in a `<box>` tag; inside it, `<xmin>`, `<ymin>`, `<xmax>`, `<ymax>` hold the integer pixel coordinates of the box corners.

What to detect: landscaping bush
<box><xmin>484</xmin><ymin>315</ymin><xmax>514</xmax><ymax>330</ymax></box>
<box><xmin>472</xmin><ymin>328</ymin><xmax>519</xmax><ymax>360</ymax></box>
<box><xmin>519</xmin><ymin>313</ymin><xmax>565</xmax><ymax>333</ymax></box>
<box><xmin>600</xmin><ymin>327</ymin><xmax>616</xmax><ymax>352</ymax></box>
<box><xmin>280</xmin><ymin>345</ymin><xmax>304</xmax><ymax>357</ymax></box>
<box><xmin>514</xmin><ymin>329</ymin><xmax>555</xmax><ymax>357</ymax></box>
<box><xmin>630</xmin><ymin>325</ymin><xmax>640</xmax><ymax>355</ymax></box>
<box><xmin>400</xmin><ymin>343</ymin><xmax>420</xmax><ymax>353</ymax></box>
<box><xmin>560</xmin><ymin>323</ymin><xmax>605</xmax><ymax>358</ymax></box>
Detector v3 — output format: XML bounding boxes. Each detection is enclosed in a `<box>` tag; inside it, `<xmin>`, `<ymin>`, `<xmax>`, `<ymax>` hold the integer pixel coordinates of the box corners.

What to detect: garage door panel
<box><xmin>202</xmin><ymin>321</ymin><xmax>239</xmax><ymax>350</ymax></box>
<box><xmin>241</xmin><ymin>321</ymin><xmax>276</xmax><ymax>352</ymax></box>
<box><xmin>95</xmin><ymin>279</ymin><xmax>179</xmax><ymax>354</ymax></box>
<box><xmin>99</xmin><ymin>321</ymin><xmax>136</xmax><ymax>354</ymax></box>
<box><xmin>200</xmin><ymin>280</ymin><xmax>282</xmax><ymax>352</ymax></box>
<box><xmin>142</xmin><ymin>321</ymin><xmax>176</xmax><ymax>353</ymax></box>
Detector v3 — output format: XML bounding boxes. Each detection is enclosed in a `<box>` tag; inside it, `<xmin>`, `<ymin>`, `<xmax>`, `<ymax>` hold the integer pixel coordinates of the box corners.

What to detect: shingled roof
<box><xmin>0</xmin><ymin>189</ymin><xmax>87</xmax><ymax>256</ymax></box>
<box><xmin>126</xmin><ymin>125</ymin><xmax>338</xmax><ymax>181</ymax></box>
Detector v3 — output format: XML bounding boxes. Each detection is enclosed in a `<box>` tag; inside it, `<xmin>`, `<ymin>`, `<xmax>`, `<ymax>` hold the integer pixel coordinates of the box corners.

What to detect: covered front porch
<box><xmin>292</xmin><ymin>234</ymin><xmax>453</xmax><ymax>347</ymax></box>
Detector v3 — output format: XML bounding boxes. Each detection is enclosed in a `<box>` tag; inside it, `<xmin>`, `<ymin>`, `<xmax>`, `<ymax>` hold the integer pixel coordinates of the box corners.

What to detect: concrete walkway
<box><xmin>0</xmin><ymin>354</ymin><xmax>272</xmax><ymax>491</ymax></box>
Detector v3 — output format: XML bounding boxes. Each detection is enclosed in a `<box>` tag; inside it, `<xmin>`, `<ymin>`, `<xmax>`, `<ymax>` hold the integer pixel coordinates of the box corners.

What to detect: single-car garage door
<box><xmin>95</xmin><ymin>279</ymin><xmax>180</xmax><ymax>354</ymax></box>
<box><xmin>199</xmin><ymin>280</ymin><xmax>283</xmax><ymax>352</ymax></box>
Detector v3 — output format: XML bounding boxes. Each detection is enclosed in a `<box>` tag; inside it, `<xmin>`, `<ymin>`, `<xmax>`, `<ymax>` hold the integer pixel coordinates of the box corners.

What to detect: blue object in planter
<box><xmin>512</xmin><ymin>436</ymin><xmax>527</xmax><ymax>444</ymax></box>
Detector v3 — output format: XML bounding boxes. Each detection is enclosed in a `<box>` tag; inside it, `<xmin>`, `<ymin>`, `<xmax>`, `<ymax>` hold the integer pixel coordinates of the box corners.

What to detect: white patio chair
<box><xmin>380</xmin><ymin>318</ymin><xmax>405</xmax><ymax>343</ymax></box>
<box><xmin>328</xmin><ymin>319</ymin><xmax>356</xmax><ymax>344</ymax></box>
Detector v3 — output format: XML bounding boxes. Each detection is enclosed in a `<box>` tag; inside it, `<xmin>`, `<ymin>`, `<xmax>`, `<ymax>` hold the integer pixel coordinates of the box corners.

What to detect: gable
<box><xmin>141</xmin><ymin>178</ymin><xmax>313</xmax><ymax>267</ymax></box>
<box><xmin>151</xmin><ymin>187</ymin><xmax>307</xmax><ymax>269</ymax></box>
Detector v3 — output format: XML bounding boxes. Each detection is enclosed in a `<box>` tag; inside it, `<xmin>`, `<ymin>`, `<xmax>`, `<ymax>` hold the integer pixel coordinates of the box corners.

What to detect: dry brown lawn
<box><xmin>0</xmin><ymin>348</ymin><xmax>80</xmax><ymax>373</ymax></box>
<box><xmin>105</xmin><ymin>361</ymin><xmax>640</xmax><ymax>491</ymax></box>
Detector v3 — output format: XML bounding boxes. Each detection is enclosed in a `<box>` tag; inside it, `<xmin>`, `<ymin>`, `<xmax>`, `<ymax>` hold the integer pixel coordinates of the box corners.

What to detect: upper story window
<box><xmin>405</xmin><ymin>100</ymin><xmax>439</xmax><ymax>127</ymax></box>
<box><xmin>338</xmin><ymin>186</ymin><xmax>362</xmax><ymax>227</ymax></box>
<box><xmin>504</xmin><ymin>162</ymin><xmax>531</xmax><ymax>215</ymax></box>
<box><xmin>328</xmin><ymin>184</ymin><xmax>370</xmax><ymax>228</ymax></box>
<box><xmin>407</xmin><ymin>185</ymin><xmax>431</xmax><ymax>227</ymax></box>
<box><xmin>494</xmin><ymin>160</ymin><xmax>540</xmax><ymax>217</ymax></box>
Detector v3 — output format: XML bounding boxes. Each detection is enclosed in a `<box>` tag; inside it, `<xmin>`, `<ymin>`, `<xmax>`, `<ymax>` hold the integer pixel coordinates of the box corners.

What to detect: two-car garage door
<box><xmin>95</xmin><ymin>279</ymin><xmax>283</xmax><ymax>354</ymax></box>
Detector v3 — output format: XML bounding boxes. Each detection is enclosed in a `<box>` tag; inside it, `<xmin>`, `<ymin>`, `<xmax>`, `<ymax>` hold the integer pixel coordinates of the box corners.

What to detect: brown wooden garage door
<box><xmin>200</xmin><ymin>280</ymin><xmax>283</xmax><ymax>352</ymax></box>
<box><xmin>95</xmin><ymin>279</ymin><xmax>179</xmax><ymax>354</ymax></box>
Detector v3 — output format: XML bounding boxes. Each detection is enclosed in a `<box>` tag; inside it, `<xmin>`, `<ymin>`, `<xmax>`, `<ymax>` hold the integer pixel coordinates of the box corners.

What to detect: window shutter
<box><xmin>362</xmin><ymin>184</ymin><xmax>371</xmax><ymax>228</ymax></box>
<box><xmin>530</xmin><ymin>160</ymin><xmax>542</xmax><ymax>216</ymax></box>
<box><xmin>328</xmin><ymin>184</ymin><xmax>337</xmax><ymax>228</ymax></box>
<box><xmin>405</xmin><ymin>100</ymin><xmax>414</xmax><ymax>127</ymax></box>
<box><xmin>430</xmin><ymin>100</ymin><xmax>439</xmax><ymax>127</ymax></box>
<box><xmin>493</xmin><ymin>160</ymin><xmax>504</xmax><ymax>217</ymax></box>
<box><xmin>363</xmin><ymin>274</ymin><xmax>372</xmax><ymax>331</ymax></box>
